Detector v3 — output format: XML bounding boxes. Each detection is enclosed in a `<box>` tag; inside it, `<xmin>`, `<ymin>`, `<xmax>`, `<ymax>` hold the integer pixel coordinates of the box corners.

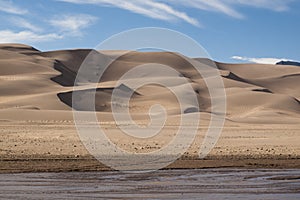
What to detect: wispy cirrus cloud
<box><xmin>169</xmin><ymin>0</ymin><xmax>244</xmax><ymax>19</ymax></box>
<box><xmin>231</xmin><ymin>56</ymin><xmax>294</xmax><ymax>64</ymax></box>
<box><xmin>58</xmin><ymin>0</ymin><xmax>294</xmax><ymax>26</ymax></box>
<box><xmin>0</xmin><ymin>13</ymin><xmax>97</xmax><ymax>44</ymax></box>
<box><xmin>9</xmin><ymin>17</ymin><xmax>43</xmax><ymax>32</ymax></box>
<box><xmin>0</xmin><ymin>30</ymin><xmax>62</xmax><ymax>43</ymax></box>
<box><xmin>58</xmin><ymin>0</ymin><xmax>201</xmax><ymax>27</ymax></box>
<box><xmin>0</xmin><ymin>0</ymin><xmax>295</xmax><ymax>45</ymax></box>
<box><xmin>49</xmin><ymin>14</ymin><xmax>98</xmax><ymax>35</ymax></box>
<box><xmin>171</xmin><ymin>0</ymin><xmax>294</xmax><ymax>19</ymax></box>
<box><xmin>229</xmin><ymin>0</ymin><xmax>293</xmax><ymax>12</ymax></box>
<box><xmin>0</xmin><ymin>0</ymin><xmax>28</xmax><ymax>15</ymax></box>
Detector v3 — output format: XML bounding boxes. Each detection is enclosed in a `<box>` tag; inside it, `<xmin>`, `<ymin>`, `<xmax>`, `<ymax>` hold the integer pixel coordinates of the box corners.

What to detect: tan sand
<box><xmin>0</xmin><ymin>43</ymin><xmax>299</xmax><ymax>173</ymax></box>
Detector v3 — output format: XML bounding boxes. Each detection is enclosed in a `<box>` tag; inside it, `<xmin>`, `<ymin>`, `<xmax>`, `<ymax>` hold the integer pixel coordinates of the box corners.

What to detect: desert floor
<box><xmin>1</xmin><ymin>120</ymin><xmax>299</xmax><ymax>173</ymax></box>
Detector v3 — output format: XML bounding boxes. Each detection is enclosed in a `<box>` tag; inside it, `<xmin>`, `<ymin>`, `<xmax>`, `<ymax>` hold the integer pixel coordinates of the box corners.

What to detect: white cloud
<box><xmin>228</xmin><ymin>0</ymin><xmax>293</xmax><ymax>12</ymax></box>
<box><xmin>170</xmin><ymin>0</ymin><xmax>294</xmax><ymax>19</ymax></box>
<box><xmin>0</xmin><ymin>30</ymin><xmax>62</xmax><ymax>43</ymax></box>
<box><xmin>10</xmin><ymin>17</ymin><xmax>43</xmax><ymax>32</ymax></box>
<box><xmin>0</xmin><ymin>0</ymin><xmax>28</xmax><ymax>15</ymax></box>
<box><xmin>58</xmin><ymin>0</ymin><xmax>200</xmax><ymax>27</ymax></box>
<box><xmin>49</xmin><ymin>14</ymin><xmax>98</xmax><ymax>35</ymax></box>
<box><xmin>170</xmin><ymin>0</ymin><xmax>244</xmax><ymax>19</ymax></box>
<box><xmin>0</xmin><ymin>14</ymin><xmax>97</xmax><ymax>44</ymax></box>
<box><xmin>231</xmin><ymin>56</ymin><xmax>295</xmax><ymax>64</ymax></box>
<box><xmin>58</xmin><ymin>0</ymin><xmax>294</xmax><ymax>27</ymax></box>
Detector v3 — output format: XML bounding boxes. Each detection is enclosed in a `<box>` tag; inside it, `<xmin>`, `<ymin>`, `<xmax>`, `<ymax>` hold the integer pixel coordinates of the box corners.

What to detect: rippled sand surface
<box><xmin>0</xmin><ymin>169</ymin><xmax>299</xmax><ymax>199</ymax></box>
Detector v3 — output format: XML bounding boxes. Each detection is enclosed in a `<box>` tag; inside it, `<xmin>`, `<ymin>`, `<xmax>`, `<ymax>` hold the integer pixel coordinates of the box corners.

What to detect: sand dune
<box><xmin>0</xmin><ymin>43</ymin><xmax>299</xmax><ymax>123</ymax></box>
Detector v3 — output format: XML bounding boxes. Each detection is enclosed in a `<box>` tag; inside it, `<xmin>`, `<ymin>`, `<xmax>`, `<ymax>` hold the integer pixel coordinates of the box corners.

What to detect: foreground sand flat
<box><xmin>0</xmin><ymin>121</ymin><xmax>299</xmax><ymax>173</ymax></box>
<box><xmin>0</xmin><ymin>44</ymin><xmax>299</xmax><ymax>172</ymax></box>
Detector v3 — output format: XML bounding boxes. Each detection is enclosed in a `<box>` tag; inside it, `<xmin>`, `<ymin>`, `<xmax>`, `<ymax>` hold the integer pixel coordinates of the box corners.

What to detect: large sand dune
<box><xmin>0</xmin><ymin>43</ymin><xmax>299</xmax><ymax>123</ymax></box>
<box><xmin>0</xmin><ymin>43</ymin><xmax>299</xmax><ymax>172</ymax></box>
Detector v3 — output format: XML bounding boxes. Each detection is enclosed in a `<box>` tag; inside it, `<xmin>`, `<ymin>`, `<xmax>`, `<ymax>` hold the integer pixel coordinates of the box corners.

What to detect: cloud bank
<box><xmin>231</xmin><ymin>56</ymin><xmax>295</xmax><ymax>64</ymax></box>
<box><xmin>0</xmin><ymin>30</ymin><xmax>62</xmax><ymax>43</ymax></box>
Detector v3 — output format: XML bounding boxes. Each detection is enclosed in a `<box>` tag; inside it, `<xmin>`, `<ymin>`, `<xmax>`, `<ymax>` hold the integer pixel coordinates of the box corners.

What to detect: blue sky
<box><xmin>0</xmin><ymin>0</ymin><xmax>299</xmax><ymax>63</ymax></box>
